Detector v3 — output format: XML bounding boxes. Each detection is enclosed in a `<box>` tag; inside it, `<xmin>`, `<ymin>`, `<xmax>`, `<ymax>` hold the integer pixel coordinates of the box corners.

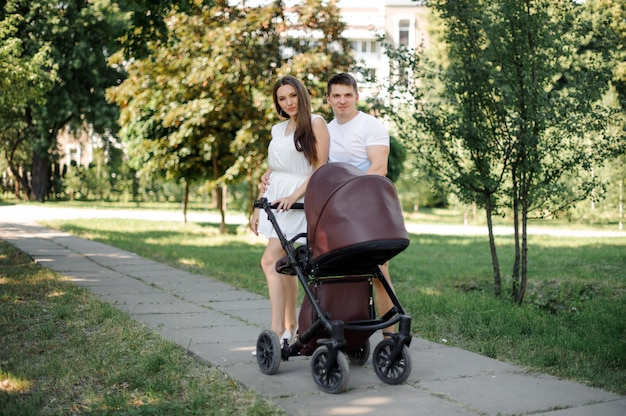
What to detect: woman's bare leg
<box><xmin>284</xmin><ymin>273</ymin><xmax>298</xmax><ymax>338</ymax></box>
<box><xmin>261</xmin><ymin>238</ymin><xmax>297</xmax><ymax>337</ymax></box>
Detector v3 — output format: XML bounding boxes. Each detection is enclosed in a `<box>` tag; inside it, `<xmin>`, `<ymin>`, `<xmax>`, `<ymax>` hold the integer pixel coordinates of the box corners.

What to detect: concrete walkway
<box><xmin>1</xmin><ymin>205</ymin><xmax>624</xmax><ymax>415</ymax></box>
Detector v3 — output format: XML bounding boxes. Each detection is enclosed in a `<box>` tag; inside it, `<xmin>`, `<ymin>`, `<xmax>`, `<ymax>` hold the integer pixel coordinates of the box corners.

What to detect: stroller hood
<box><xmin>305</xmin><ymin>163</ymin><xmax>409</xmax><ymax>274</ymax></box>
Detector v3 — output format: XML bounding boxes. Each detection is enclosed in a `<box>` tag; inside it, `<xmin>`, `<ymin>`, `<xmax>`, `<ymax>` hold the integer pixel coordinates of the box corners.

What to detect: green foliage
<box><xmin>386</xmin><ymin>136</ymin><xmax>406</xmax><ymax>182</ymax></box>
<box><xmin>0</xmin><ymin>3</ymin><xmax>58</xmax><ymax>198</ymax></box>
<box><xmin>1</xmin><ymin>0</ymin><xmax>127</xmax><ymax>200</ymax></box>
<box><xmin>116</xmin><ymin>0</ymin><xmax>216</xmax><ymax>58</ymax></box>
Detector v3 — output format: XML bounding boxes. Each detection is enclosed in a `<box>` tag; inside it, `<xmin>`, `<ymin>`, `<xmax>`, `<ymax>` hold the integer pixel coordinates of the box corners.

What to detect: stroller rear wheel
<box><xmin>346</xmin><ymin>339</ymin><xmax>370</xmax><ymax>366</ymax></box>
<box><xmin>256</xmin><ymin>330</ymin><xmax>281</xmax><ymax>375</ymax></box>
<box><xmin>311</xmin><ymin>346</ymin><xmax>350</xmax><ymax>394</ymax></box>
<box><xmin>372</xmin><ymin>339</ymin><xmax>412</xmax><ymax>384</ymax></box>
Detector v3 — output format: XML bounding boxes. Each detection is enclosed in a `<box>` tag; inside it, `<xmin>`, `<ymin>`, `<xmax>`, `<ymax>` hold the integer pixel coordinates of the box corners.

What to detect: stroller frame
<box><xmin>254</xmin><ymin>197</ymin><xmax>412</xmax><ymax>394</ymax></box>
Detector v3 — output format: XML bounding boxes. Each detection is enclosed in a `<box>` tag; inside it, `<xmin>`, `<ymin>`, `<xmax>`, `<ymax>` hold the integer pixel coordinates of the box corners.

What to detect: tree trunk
<box><xmin>182</xmin><ymin>180</ymin><xmax>189</xmax><ymax>224</ymax></box>
<box><xmin>519</xmin><ymin>196</ymin><xmax>529</xmax><ymax>304</ymax></box>
<box><xmin>6</xmin><ymin>133</ymin><xmax>30</xmax><ymax>199</ymax></box>
<box><xmin>30</xmin><ymin>150</ymin><xmax>50</xmax><ymax>202</ymax></box>
<box><xmin>8</xmin><ymin>163</ymin><xmax>30</xmax><ymax>200</ymax></box>
<box><xmin>511</xmin><ymin>170</ymin><xmax>522</xmax><ymax>302</ymax></box>
<box><xmin>211</xmin><ymin>156</ymin><xmax>227</xmax><ymax>234</ymax></box>
<box><xmin>484</xmin><ymin>193</ymin><xmax>502</xmax><ymax>296</ymax></box>
<box><xmin>217</xmin><ymin>184</ymin><xmax>226</xmax><ymax>233</ymax></box>
<box><xmin>619</xmin><ymin>179</ymin><xmax>623</xmax><ymax>231</ymax></box>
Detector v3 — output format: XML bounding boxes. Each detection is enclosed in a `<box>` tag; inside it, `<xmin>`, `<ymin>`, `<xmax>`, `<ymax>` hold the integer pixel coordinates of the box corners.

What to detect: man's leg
<box><xmin>373</xmin><ymin>261</ymin><xmax>396</xmax><ymax>335</ymax></box>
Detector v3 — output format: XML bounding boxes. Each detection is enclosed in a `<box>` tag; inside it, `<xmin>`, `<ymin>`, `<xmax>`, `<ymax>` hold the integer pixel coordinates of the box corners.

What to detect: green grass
<box><xmin>36</xmin><ymin>217</ymin><xmax>626</xmax><ymax>397</ymax></box>
<box><xmin>397</xmin><ymin>233</ymin><xmax>625</xmax><ymax>392</ymax></box>
<box><xmin>0</xmin><ymin>240</ymin><xmax>287</xmax><ymax>415</ymax></box>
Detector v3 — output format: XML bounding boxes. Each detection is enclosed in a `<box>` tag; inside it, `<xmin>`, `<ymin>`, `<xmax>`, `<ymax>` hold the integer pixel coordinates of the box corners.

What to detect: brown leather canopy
<box><xmin>305</xmin><ymin>163</ymin><xmax>409</xmax><ymax>275</ymax></box>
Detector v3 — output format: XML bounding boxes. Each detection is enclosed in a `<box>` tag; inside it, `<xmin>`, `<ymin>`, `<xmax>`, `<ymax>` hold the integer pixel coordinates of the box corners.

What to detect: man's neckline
<box><xmin>335</xmin><ymin>110</ymin><xmax>360</xmax><ymax>125</ymax></box>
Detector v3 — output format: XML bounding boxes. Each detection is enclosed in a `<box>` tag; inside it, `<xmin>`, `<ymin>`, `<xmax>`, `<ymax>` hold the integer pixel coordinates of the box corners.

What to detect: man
<box><xmin>326</xmin><ymin>72</ymin><xmax>396</xmax><ymax>335</ymax></box>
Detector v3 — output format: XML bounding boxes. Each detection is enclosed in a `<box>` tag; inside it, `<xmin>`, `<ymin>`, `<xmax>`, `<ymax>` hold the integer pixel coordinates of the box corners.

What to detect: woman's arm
<box><xmin>272</xmin><ymin>117</ymin><xmax>330</xmax><ymax>211</ymax></box>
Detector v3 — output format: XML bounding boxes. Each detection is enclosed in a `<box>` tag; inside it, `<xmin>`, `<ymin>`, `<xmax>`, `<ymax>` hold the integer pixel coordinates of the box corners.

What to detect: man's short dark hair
<box><xmin>327</xmin><ymin>73</ymin><xmax>358</xmax><ymax>95</ymax></box>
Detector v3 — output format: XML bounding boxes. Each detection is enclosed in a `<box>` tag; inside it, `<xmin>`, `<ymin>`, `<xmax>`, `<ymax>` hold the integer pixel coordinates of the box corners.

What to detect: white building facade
<box><xmin>339</xmin><ymin>1</ymin><xmax>428</xmax><ymax>84</ymax></box>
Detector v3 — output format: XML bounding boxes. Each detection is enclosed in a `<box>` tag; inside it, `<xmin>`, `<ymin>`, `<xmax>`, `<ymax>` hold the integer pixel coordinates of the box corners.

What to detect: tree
<box><xmin>107</xmin><ymin>0</ymin><xmax>353</xmax><ymax>229</ymax></box>
<box><xmin>379</xmin><ymin>0</ymin><xmax>618</xmax><ymax>302</ymax></box>
<box><xmin>580</xmin><ymin>0</ymin><xmax>626</xmax><ymax>228</ymax></box>
<box><xmin>1</xmin><ymin>0</ymin><xmax>203</xmax><ymax>201</ymax></box>
<box><xmin>0</xmin><ymin>6</ymin><xmax>57</xmax><ymax>198</ymax></box>
<box><xmin>1</xmin><ymin>0</ymin><xmax>126</xmax><ymax>201</ymax></box>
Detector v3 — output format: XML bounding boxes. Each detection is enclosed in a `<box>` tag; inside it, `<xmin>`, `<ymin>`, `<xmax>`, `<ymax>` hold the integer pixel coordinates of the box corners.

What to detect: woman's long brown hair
<box><xmin>272</xmin><ymin>76</ymin><xmax>318</xmax><ymax>166</ymax></box>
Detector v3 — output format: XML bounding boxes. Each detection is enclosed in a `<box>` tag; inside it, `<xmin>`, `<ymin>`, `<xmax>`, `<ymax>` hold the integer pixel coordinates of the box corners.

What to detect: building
<box><xmin>339</xmin><ymin>0</ymin><xmax>429</xmax><ymax>88</ymax></box>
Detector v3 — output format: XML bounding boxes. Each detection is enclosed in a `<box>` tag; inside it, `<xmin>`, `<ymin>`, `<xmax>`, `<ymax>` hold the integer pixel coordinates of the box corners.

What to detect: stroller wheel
<box><xmin>256</xmin><ymin>330</ymin><xmax>281</xmax><ymax>375</ymax></box>
<box><xmin>346</xmin><ymin>339</ymin><xmax>370</xmax><ymax>366</ymax></box>
<box><xmin>372</xmin><ymin>339</ymin><xmax>412</xmax><ymax>385</ymax></box>
<box><xmin>310</xmin><ymin>346</ymin><xmax>350</xmax><ymax>394</ymax></box>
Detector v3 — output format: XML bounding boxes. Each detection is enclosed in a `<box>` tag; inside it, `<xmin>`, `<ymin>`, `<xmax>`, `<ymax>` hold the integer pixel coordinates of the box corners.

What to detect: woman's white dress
<box><xmin>257</xmin><ymin>115</ymin><xmax>321</xmax><ymax>241</ymax></box>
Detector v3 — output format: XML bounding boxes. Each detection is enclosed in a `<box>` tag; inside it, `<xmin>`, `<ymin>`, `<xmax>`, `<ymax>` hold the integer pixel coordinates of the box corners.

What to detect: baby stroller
<box><xmin>254</xmin><ymin>162</ymin><xmax>412</xmax><ymax>394</ymax></box>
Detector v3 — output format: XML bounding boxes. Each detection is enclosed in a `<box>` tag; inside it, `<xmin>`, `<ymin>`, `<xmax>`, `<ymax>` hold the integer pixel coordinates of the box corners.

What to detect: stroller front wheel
<box><xmin>311</xmin><ymin>346</ymin><xmax>350</xmax><ymax>394</ymax></box>
<box><xmin>256</xmin><ymin>330</ymin><xmax>281</xmax><ymax>375</ymax></box>
<box><xmin>372</xmin><ymin>339</ymin><xmax>412</xmax><ymax>384</ymax></box>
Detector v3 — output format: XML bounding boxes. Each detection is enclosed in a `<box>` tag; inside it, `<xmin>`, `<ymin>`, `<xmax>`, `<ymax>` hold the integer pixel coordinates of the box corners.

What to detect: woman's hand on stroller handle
<box><xmin>271</xmin><ymin>196</ymin><xmax>301</xmax><ymax>212</ymax></box>
<box><xmin>254</xmin><ymin>197</ymin><xmax>304</xmax><ymax>210</ymax></box>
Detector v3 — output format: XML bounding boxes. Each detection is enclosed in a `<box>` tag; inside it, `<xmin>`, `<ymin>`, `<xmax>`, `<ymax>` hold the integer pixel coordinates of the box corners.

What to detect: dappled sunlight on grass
<box><xmin>47</xmin><ymin>290</ymin><xmax>66</xmax><ymax>298</ymax></box>
<box><xmin>418</xmin><ymin>287</ymin><xmax>442</xmax><ymax>296</ymax></box>
<box><xmin>178</xmin><ymin>258</ymin><xmax>203</xmax><ymax>267</ymax></box>
<box><xmin>0</xmin><ymin>371</ymin><xmax>33</xmax><ymax>393</ymax></box>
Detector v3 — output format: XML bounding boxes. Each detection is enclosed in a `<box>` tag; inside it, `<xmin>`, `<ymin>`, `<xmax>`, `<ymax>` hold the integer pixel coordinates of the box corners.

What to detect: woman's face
<box><xmin>276</xmin><ymin>84</ymin><xmax>298</xmax><ymax>118</ymax></box>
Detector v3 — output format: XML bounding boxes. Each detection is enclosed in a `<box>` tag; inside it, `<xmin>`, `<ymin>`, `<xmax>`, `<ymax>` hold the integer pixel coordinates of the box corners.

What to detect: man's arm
<box><xmin>365</xmin><ymin>145</ymin><xmax>389</xmax><ymax>176</ymax></box>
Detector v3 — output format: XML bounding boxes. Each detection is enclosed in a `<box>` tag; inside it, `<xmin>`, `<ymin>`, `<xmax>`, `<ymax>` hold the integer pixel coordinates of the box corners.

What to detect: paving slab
<box><xmin>275</xmin><ymin>384</ymin><xmax>481</xmax><ymax>416</ymax></box>
<box><xmin>420</xmin><ymin>373</ymin><xmax>622</xmax><ymax>416</ymax></box>
<box><xmin>1</xmin><ymin>207</ymin><xmax>624</xmax><ymax>416</ymax></box>
<box><xmin>537</xmin><ymin>399</ymin><xmax>626</xmax><ymax>416</ymax></box>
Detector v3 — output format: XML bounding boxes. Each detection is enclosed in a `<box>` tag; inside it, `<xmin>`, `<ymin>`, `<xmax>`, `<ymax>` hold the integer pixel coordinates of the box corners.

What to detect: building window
<box><xmin>67</xmin><ymin>145</ymin><xmax>81</xmax><ymax>168</ymax></box>
<box><xmin>370</xmin><ymin>40</ymin><xmax>377</xmax><ymax>54</ymax></box>
<box><xmin>398</xmin><ymin>19</ymin><xmax>410</xmax><ymax>47</ymax></box>
<box><xmin>351</xmin><ymin>39</ymin><xmax>378</xmax><ymax>56</ymax></box>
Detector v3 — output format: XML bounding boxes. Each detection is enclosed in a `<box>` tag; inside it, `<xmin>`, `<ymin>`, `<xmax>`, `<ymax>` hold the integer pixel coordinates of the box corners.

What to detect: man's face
<box><xmin>326</xmin><ymin>84</ymin><xmax>359</xmax><ymax>118</ymax></box>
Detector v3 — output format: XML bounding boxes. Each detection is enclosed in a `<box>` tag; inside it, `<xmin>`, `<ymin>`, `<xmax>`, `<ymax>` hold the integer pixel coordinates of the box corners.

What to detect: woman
<box><xmin>250</xmin><ymin>76</ymin><xmax>329</xmax><ymax>343</ymax></box>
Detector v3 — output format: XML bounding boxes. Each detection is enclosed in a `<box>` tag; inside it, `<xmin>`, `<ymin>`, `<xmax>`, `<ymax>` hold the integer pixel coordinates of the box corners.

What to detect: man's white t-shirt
<box><xmin>327</xmin><ymin>111</ymin><xmax>389</xmax><ymax>172</ymax></box>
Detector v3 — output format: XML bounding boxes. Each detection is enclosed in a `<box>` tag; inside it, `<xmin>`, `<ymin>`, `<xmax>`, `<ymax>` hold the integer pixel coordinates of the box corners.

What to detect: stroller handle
<box><xmin>254</xmin><ymin>197</ymin><xmax>304</xmax><ymax>210</ymax></box>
